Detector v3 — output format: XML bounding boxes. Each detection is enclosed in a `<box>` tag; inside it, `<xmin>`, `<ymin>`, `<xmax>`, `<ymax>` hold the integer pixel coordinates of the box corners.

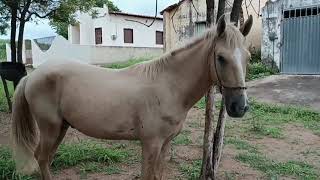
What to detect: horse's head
<box><xmin>210</xmin><ymin>15</ymin><xmax>253</xmax><ymax>118</ymax></box>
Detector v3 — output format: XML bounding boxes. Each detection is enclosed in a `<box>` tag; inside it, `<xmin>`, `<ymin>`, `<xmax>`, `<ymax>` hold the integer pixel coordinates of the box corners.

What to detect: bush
<box><xmin>246</xmin><ymin>62</ymin><xmax>275</xmax><ymax>81</ymax></box>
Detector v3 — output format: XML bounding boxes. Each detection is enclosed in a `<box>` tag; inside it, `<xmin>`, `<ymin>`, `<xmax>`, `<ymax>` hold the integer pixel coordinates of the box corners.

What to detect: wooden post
<box><xmin>200</xmin><ymin>86</ymin><xmax>215</xmax><ymax>180</ymax></box>
<box><xmin>212</xmin><ymin>97</ymin><xmax>227</xmax><ymax>177</ymax></box>
<box><xmin>1</xmin><ymin>76</ymin><xmax>12</xmax><ymax>112</ymax></box>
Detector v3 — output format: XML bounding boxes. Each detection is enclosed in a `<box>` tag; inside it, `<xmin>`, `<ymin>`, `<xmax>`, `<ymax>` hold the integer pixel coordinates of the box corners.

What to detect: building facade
<box><xmin>68</xmin><ymin>6</ymin><xmax>164</xmax><ymax>48</ymax></box>
<box><xmin>161</xmin><ymin>0</ymin><xmax>268</xmax><ymax>51</ymax></box>
<box><xmin>262</xmin><ymin>0</ymin><xmax>320</xmax><ymax>74</ymax></box>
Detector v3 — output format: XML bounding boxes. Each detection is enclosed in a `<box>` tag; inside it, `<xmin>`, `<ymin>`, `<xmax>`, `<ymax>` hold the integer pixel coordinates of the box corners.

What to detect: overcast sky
<box><xmin>0</xmin><ymin>0</ymin><xmax>178</xmax><ymax>39</ymax></box>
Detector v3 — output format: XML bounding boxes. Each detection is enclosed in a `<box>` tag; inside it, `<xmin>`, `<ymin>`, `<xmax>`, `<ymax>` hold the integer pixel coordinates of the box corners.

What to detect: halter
<box><xmin>212</xmin><ymin>44</ymin><xmax>247</xmax><ymax>93</ymax></box>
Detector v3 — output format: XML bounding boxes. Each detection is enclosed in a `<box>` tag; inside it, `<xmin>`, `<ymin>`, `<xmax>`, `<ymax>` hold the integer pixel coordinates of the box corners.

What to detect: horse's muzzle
<box><xmin>224</xmin><ymin>93</ymin><xmax>249</xmax><ymax>118</ymax></box>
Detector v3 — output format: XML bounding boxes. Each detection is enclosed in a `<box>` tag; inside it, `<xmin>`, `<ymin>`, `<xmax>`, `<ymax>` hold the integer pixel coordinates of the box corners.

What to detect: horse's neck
<box><xmin>167</xmin><ymin>39</ymin><xmax>213</xmax><ymax>110</ymax></box>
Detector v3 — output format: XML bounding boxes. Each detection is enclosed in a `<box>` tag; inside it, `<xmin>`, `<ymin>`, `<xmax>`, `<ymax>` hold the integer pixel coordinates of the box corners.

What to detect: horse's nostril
<box><xmin>244</xmin><ymin>105</ymin><xmax>250</xmax><ymax>112</ymax></box>
<box><xmin>231</xmin><ymin>102</ymin><xmax>237</xmax><ymax>112</ymax></box>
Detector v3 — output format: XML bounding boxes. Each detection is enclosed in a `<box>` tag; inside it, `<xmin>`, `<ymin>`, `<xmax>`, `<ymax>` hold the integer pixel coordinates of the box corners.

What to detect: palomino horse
<box><xmin>11</xmin><ymin>15</ymin><xmax>253</xmax><ymax>180</ymax></box>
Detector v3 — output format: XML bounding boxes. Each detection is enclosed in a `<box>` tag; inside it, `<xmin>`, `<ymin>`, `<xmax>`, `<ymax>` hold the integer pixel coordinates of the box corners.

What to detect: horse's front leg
<box><xmin>141</xmin><ymin>139</ymin><xmax>163</xmax><ymax>180</ymax></box>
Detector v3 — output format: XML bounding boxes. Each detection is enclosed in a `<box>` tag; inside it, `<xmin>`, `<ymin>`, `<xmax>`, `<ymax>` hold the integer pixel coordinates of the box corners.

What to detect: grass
<box><xmin>103</xmin><ymin>57</ymin><xmax>150</xmax><ymax>69</ymax></box>
<box><xmin>225</xmin><ymin>138</ymin><xmax>258</xmax><ymax>153</ymax></box>
<box><xmin>250</xmin><ymin>100</ymin><xmax>320</xmax><ymax>135</ymax></box>
<box><xmin>249</xmin><ymin>121</ymin><xmax>283</xmax><ymax>138</ymax></box>
<box><xmin>179</xmin><ymin>159</ymin><xmax>202</xmax><ymax>180</ymax></box>
<box><xmin>173</xmin><ymin>130</ymin><xmax>192</xmax><ymax>145</ymax></box>
<box><xmin>0</xmin><ymin>80</ymin><xmax>14</xmax><ymax>112</ymax></box>
<box><xmin>0</xmin><ymin>147</ymin><xmax>35</xmax><ymax>180</ymax></box>
<box><xmin>195</xmin><ymin>98</ymin><xmax>320</xmax><ymax>138</ymax></box>
<box><xmin>52</xmin><ymin>141</ymin><xmax>129</xmax><ymax>169</ymax></box>
<box><xmin>236</xmin><ymin>153</ymin><xmax>319</xmax><ymax>179</ymax></box>
<box><xmin>0</xmin><ymin>39</ymin><xmax>9</xmax><ymax>61</ymax></box>
<box><xmin>0</xmin><ymin>141</ymin><xmax>130</xmax><ymax>180</ymax></box>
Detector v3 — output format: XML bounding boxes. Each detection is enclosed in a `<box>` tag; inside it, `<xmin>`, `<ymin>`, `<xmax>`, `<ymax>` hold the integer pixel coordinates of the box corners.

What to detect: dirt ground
<box><xmin>1</xmin><ymin>105</ymin><xmax>319</xmax><ymax>180</ymax></box>
<box><xmin>247</xmin><ymin>75</ymin><xmax>320</xmax><ymax>111</ymax></box>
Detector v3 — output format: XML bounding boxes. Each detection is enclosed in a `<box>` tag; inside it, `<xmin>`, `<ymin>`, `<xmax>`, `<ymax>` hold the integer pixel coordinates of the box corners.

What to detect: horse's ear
<box><xmin>240</xmin><ymin>15</ymin><xmax>253</xmax><ymax>37</ymax></box>
<box><xmin>217</xmin><ymin>15</ymin><xmax>226</xmax><ymax>37</ymax></box>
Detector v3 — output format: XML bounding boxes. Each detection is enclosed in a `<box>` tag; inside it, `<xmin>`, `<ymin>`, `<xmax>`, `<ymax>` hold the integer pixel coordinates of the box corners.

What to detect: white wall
<box><xmin>5</xmin><ymin>43</ymin><xmax>26</xmax><ymax>63</ymax></box>
<box><xmin>32</xmin><ymin>35</ymin><xmax>163</xmax><ymax>68</ymax></box>
<box><xmin>68</xmin><ymin>24</ymin><xmax>80</xmax><ymax>44</ymax></box>
<box><xmin>69</xmin><ymin>7</ymin><xmax>163</xmax><ymax>48</ymax></box>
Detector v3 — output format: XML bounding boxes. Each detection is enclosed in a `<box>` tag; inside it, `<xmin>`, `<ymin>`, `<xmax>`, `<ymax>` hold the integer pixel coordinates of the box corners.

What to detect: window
<box><xmin>95</xmin><ymin>28</ymin><xmax>102</xmax><ymax>45</ymax></box>
<box><xmin>156</xmin><ymin>31</ymin><xmax>163</xmax><ymax>45</ymax></box>
<box><xmin>124</xmin><ymin>28</ymin><xmax>133</xmax><ymax>43</ymax></box>
<box><xmin>283</xmin><ymin>6</ymin><xmax>320</xmax><ymax>19</ymax></box>
<box><xmin>195</xmin><ymin>21</ymin><xmax>206</xmax><ymax>36</ymax></box>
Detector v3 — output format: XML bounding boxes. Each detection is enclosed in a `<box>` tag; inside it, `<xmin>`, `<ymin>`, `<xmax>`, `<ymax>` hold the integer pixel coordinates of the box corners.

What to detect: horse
<box><xmin>11</xmin><ymin>15</ymin><xmax>253</xmax><ymax>180</ymax></box>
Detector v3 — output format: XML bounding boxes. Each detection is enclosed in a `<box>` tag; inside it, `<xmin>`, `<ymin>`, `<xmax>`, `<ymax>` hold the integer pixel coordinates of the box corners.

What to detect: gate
<box><xmin>281</xmin><ymin>6</ymin><xmax>320</xmax><ymax>74</ymax></box>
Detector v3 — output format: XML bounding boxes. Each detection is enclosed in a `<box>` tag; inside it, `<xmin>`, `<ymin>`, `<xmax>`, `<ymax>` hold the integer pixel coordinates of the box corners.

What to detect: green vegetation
<box><xmin>246</xmin><ymin>62</ymin><xmax>275</xmax><ymax>81</ymax></box>
<box><xmin>225</xmin><ymin>138</ymin><xmax>258</xmax><ymax>153</ymax></box>
<box><xmin>195</xmin><ymin>98</ymin><xmax>320</xmax><ymax>137</ymax></box>
<box><xmin>173</xmin><ymin>130</ymin><xmax>192</xmax><ymax>145</ymax></box>
<box><xmin>0</xmin><ymin>141</ymin><xmax>130</xmax><ymax>180</ymax></box>
<box><xmin>236</xmin><ymin>153</ymin><xmax>319</xmax><ymax>179</ymax></box>
<box><xmin>246</xmin><ymin>50</ymin><xmax>277</xmax><ymax>81</ymax></box>
<box><xmin>0</xmin><ymin>39</ymin><xmax>9</xmax><ymax>61</ymax></box>
<box><xmin>250</xmin><ymin>100</ymin><xmax>320</xmax><ymax>135</ymax></box>
<box><xmin>0</xmin><ymin>80</ymin><xmax>14</xmax><ymax>112</ymax></box>
<box><xmin>104</xmin><ymin>57</ymin><xmax>150</xmax><ymax>69</ymax></box>
<box><xmin>0</xmin><ymin>147</ymin><xmax>35</xmax><ymax>180</ymax></box>
<box><xmin>249</xmin><ymin>121</ymin><xmax>283</xmax><ymax>138</ymax></box>
<box><xmin>179</xmin><ymin>159</ymin><xmax>202</xmax><ymax>180</ymax></box>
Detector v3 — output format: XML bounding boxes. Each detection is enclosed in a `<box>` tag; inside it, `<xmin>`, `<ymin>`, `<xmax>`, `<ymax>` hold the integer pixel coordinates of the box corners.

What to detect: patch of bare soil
<box><xmin>218</xmin><ymin>146</ymin><xmax>263</xmax><ymax>180</ymax></box>
<box><xmin>0</xmin><ymin>112</ymin><xmax>11</xmax><ymax>146</ymax></box>
<box><xmin>253</xmin><ymin>124</ymin><xmax>320</xmax><ymax>170</ymax></box>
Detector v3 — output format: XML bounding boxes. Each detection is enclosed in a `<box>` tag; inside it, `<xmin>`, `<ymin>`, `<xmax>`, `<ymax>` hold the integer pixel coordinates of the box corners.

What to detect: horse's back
<box><xmin>24</xmin><ymin>60</ymin><xmax>164</xmax><ymax>139</ymax></box>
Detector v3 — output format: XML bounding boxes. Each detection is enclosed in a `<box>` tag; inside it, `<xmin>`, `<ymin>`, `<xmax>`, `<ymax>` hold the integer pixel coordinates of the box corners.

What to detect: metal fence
<box><xmin>281</xmin><ymin>6</ymin><xmax>320</xmax><ymax>74</ymax></box>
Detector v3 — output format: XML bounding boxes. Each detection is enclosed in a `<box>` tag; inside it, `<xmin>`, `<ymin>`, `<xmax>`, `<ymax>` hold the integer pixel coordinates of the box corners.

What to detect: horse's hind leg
<box><xmin>49</xmin><ymin>121</ymin><xmax>69</xmax><ymax>164</ymax></box>
<box><xmin>35</xmin><ymin>115</ymin><xmax>64</xmax><ymax>180</ymax></box>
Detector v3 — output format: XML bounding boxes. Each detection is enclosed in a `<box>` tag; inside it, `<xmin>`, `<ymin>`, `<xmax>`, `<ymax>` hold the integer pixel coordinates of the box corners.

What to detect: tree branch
<box><xmin>26</xmin><ymin>10</ymin><xmax>55</xmax><ymax>21</ymax></box>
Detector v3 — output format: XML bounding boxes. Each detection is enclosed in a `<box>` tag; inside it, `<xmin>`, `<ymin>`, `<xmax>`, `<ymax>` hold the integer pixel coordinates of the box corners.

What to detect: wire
<box><xmin>124</xmin><ymin>0</ymin><xmax>158</xmax><ymax>27</ymax></box>
<box><xmin>191</xmin><ymin>0</ymin><xmax>201</xmax><ymax>16</ymax></box>
<box><xmin>171</xmin><ymin>7</ymin><xmax>179</xmax><ymax>33</ymax></box>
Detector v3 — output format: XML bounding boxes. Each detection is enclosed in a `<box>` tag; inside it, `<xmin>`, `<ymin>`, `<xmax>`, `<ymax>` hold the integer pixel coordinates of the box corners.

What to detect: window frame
<box><xmin>95</xmin><ymin>27</ymin><xmax>103</xmax><ymax>45</ymax></box>
<box><xmin>123</xmin><ymin>28</ymin><xmax>134</xmax><ymax>44</ymax></box>
<box><xmin>155</xmin><ymin>31</ymin><xmax>164</xmax><ymax>45</ymax></box>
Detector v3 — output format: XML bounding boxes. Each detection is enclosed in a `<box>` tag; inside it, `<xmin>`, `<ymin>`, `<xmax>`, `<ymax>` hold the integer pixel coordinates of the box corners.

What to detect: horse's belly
<box><xmin>67</xmin><ymin>116</ymin><xmax>139</xmax><ymax>140</ymax></box>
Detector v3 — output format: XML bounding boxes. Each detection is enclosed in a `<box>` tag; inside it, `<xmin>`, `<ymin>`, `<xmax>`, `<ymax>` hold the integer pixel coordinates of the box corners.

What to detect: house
<box><xmin>68</xmin><ymin>6</ymin><xmax>164</xmax><ymax>48</ymax></box>
<box><xmin>261</xmin><ymin>0</ymin><xmax>320</xmax><ymax>74</ymax></box>
<box><xmin>160</xmin><ymin>0</ymin><xmax>268</xmax><ymax>52</ymax></box>
<box><xmin>6</xmin><ymin>6</ymin><xmax>165</xmax><ymax>68</ymax></box>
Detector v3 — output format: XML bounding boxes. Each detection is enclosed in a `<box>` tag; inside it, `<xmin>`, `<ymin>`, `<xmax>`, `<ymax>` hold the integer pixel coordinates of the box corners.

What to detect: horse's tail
<box><xmin>11</xmin><ymin>76</ymin><xmax>38</xmax><ymax>174</ymax></box>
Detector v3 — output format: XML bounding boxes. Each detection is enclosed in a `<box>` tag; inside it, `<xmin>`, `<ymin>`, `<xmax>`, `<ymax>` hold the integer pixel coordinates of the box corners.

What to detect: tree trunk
<box><xmin>206</xmin><ymin>0</ymin><xmax>215</xmax><ymax>26</ymax></box>
<box><xmin>216</xmin><ymin>0</ymin><xmax>226</xmax><ymax>23</ymax></box>
<box><xmin>230</xmin><ymin>0</ymin><xmax>243</xmax><ymax>26</ymax></box>
<box><xmin>200</xmin><ymin>86</ymin><xmax>215</xmax><ymax>180</ymax></box>
<box><xmin>10</xmin><ymin>3</ymin><xmax>17</xmax><ymax>63</ymax></box>
<box><xmin>212</xmin><ymin>98</ymin><xmax>227</xmax><ymax>177</ymax></box>
<box><xmin>200</xmin><ymin>1</ymin><xmax>216</xmax><ymax>179</ymax></box>
<box><xmin>17</xmin><ymin>20</ymin><xmax>26</xmax><ymax>63</ymax></box>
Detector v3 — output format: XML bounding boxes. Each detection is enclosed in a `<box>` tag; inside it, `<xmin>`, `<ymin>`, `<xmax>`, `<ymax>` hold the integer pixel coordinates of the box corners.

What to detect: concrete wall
<box><xmin>68</xmin><ymin>24</ymin><xmax>80</xmax><ymax>44</ymax></box>
<box><xmin>5</xmin><ymin>43</ymin><xmax>27</xmax><ymax>64</ymax></box>
<box><xmin>32</xmin><ymin>35</ymin><xmax>163</xmax><ymax>68</ymax></box>
<box><xmin>163</xmin><ymin>0</ymin><xmax>268</xmax><ymax>51</ymax></box>
<box><xmin>69</xmin><ymin>7</ymin><xmax>163</xmax><ymax>48</ymax></box>
<box><xmin>261</xmin><ymin>0</ymin><xmax>320</xmax><ymax>69</ymax></box>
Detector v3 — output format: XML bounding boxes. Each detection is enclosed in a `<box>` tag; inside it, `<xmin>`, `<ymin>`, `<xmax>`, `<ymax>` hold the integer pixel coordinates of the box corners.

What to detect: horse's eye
<box><xmin>217</xmin><ymin>55</ymin><xmax>226</xmax><ymax>65</ymax></box>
